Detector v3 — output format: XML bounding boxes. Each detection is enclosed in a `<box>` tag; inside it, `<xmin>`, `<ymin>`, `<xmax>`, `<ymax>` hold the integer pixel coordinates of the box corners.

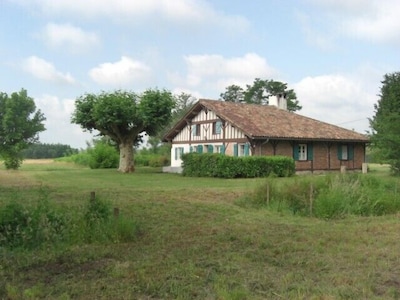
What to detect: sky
<box><xmin>1</xmin><ymin>0</ymin><xmax>399</xmax><ymax>149</ymax></box>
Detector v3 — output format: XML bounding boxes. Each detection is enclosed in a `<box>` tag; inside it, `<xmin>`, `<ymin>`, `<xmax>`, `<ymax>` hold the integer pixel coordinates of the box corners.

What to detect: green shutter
<box><xmin>348</xmin><ymin>144</ymin><xmax>354</xmax><ymax>160</ymax></box>
<box><xmin>307</xmin><ymin>143</ymin><xmax>313</xmax><ymax>161</ymax></box>
<box><xmin>190</xmin><ymin>146</ymin><xmax>193</xmax><ymax>153</ymax></box>
<box><xmin>208</xmin><ymin>145</ymin><xmax>214</xmax><ymax>153</ymax></box>
<box><xmin>174</xmin><ymin>148</ymin><xmax>178</xmax><ymax>160</ymax></box>
<box><xmin>293</xmin><ymin>143</ymin><xmax>299</xmax><ymax>161</ymax></box>
<box><xmin>220</xmin><ymin>145</ymin><xmax>225</xmax><ymax>154</ymax></box>
<box><xmin>244</xmin><ymin>143</ymin><xmax>250</xmax><ymax>156</ymax></box>
<box><xmin>216</xmin><ymin>121</ymin><xmax>222</xmax><ymax>134</ymax></box>
<box><xmin>234</xmin><ymin>144</ymin><xmax>238</xmax><ymax>156</ymax></box>
<box><xmin>337</xmin><ymin>144</ymin><xmax>342</xmax><ymax>160</ymax></box>
<box><xmin>198</xmin><ymin>145</ymin><xmax>203</xmax><ymax>153</ymax></box>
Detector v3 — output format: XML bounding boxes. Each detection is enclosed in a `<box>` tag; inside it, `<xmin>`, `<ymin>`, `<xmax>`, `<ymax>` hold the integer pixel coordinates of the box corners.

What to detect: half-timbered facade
<box><xmin>162</xmin><ymin>98</ymin><xmax>369</xmax><ymax>173</ymax></box>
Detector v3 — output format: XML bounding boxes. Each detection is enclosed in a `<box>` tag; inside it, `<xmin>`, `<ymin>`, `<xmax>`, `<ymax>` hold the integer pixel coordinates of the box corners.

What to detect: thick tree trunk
<box><xmin>118</xmin><ymin>141</ymin><xmax>134</xmax><ymax>173</ymax></box>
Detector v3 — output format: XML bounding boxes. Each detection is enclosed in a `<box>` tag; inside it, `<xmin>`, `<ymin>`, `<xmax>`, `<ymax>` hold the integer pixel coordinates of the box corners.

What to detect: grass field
<box><xmin>1</xmin><ymin>160</ymin><xmax>400</xmax><ymax>299</ymax></box>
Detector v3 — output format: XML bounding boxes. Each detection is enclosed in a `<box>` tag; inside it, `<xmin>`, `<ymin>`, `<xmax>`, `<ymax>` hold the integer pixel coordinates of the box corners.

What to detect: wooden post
<box><xmin>309</xmin><ymin>183</ymin><xmax>313</xmax><ymax>216</ymax></box>
<box><xmin>90</xmin><ymin>191</ymin><xmax>96</xmax><ymax>202</ymax></box>
<box><xmin>266</xmin><ymin>183</ymin><xmax>270</xmax><ymax>207</ymax></box>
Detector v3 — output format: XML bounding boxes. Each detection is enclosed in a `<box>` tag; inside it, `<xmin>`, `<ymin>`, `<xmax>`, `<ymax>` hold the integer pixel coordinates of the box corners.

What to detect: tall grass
<box><xmin>242</xmin><ymin>173</ymin><xmax>400</xmax><ymax>218</ymax></box>
<box><xmin>0</xmin><ymin>188</ymin><xmax>141</xmax><ymax>250</ymax></box>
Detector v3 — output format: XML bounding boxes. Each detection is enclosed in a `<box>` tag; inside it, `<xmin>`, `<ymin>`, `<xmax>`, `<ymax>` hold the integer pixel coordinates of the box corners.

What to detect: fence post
<box><xmin>266</xmin><ymin>183</ymin><xmax>270</xmax><ymax>207</ymax></box>
<box><xmin>309</xmin><ymin>183</ymin><xmax>313</xmax><ymax>216</ymax></box>
<box><xmin>90</xmin><ymin>191</ymin><xmax>96</xmax><ymax>202</ymax></box>
<box><xmin>114</xmin><ymin>207</ymin><xmax>120</xmax><ymax>218</ymax></box>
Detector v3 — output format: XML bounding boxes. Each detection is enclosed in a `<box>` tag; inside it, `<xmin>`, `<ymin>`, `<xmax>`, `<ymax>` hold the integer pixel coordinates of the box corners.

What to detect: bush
<box><xmin>88</xmin><ymin>142</ymin><xmax>119</xmax><ymax>169</ymax></box>
<box><xmin>181</xmin><ymin>153</ymin><xmax>295</xmax><ymax>178</ymax></box>
<box><xmin>135</xmin><ymin>154</ymin><xmax>170</xmax><ymax>167</ymax></box>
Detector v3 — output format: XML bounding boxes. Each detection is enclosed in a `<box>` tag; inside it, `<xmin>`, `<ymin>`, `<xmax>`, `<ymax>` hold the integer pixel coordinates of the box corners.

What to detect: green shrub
<box><xmin>88</xmin><ymin>142</ymin><xmax>119</xmax><ymax>169</ymax></box>
<box><xmin>181</xmin><ymin>153</ymin><xmax>294</xmax><ymax>178</ymax></box>
<box><xmin>135</xmin><ymin>154</ymin><xmax>170</xmax><ymax>167</ymax></box>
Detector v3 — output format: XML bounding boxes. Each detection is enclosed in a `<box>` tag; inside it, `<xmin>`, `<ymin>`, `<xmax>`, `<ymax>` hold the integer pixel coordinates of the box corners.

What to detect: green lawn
<box><xmin>1</xmin><ymin>161</ymin><xmax>400</xmax><ymax>299</ymax></box>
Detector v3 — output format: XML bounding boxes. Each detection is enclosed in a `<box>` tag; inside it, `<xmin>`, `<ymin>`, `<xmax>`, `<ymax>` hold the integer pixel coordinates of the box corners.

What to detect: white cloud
<box><xmin>89</xmin><ymin>56</ymin><xmax>152</xmax><ymax>88</ymax></box>
<box><xmin>40</xmin><ymin>23</ymin><xmax>100</xmax><ymax>53</ymax></box>
<box><xmin>11</xmin><ymin>0</ymin><xmax>249</xmax><ymax>32</ymax></box>
<box><xmin>22</xmin><ymin>56</ymin><xmax>76</xmax><ymax>84</ymax></box>
<box><xmin>305</xmin><ymin>0</ymin><xmax>400</xmax><ymax>44</ymax></box>
<box><xmin>35</xmin><ymin>95</ymin><xmax>94</xmax><ymax>148</ymax></box>
<box><xmin>294</xmin><ymin>73</ymin><xmax>377</xmax><ymax>133</ymax></box>
<box><xmin>170</xmin><ymin>53</ymin><xmax>277</xmax><ymax>97</ymax></box>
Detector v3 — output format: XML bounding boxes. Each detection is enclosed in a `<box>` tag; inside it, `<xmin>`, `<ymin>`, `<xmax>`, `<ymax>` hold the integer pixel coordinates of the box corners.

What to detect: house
<box><xmin>162</xmin><ymin>97</ymin><xmax>369</xmax><ymax>173</ymax></box>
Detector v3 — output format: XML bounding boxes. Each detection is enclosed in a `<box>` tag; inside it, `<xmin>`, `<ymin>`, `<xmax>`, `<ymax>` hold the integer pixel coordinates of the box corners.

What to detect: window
<box><xmin>234</xmin><ymin>143</ymin><xmax>250</xmax><ymax>157</ymax></box>
<box><xmin>298</xmin><ymin>144</ymin><xmax>307</xmax><ymax>161</ymax></box>
<box><xmin>174</xmin><ymin>147</ymin><xmax>184</xmax><ymax>160</ymax></box>
<box><xmin>338</xmin><ymin>144</ymin><xmax>354</xmax><ymax>160</ymax></box>
<box><xmin>212</xmin><ymin>121</ymin><xmax>222</xmax><ymax>135</ymax></box>
<box><xmin>191</xmin><ymin>145</ymin><xmax>203</xmax><ymax>153</ymax></box>
<box><xmin>341</xmin><ymin>145</ymin><xmax>348</xmax><ymax>160</ymax></box>
<box><xmin>215</xmin><ymin>145</ymin><xmax>225</xmax><ymax>154</ymax></box>
<box><xmin>192</xmin><ymin>124</ymin><xmax>201</xmax><ymax>136</ymax></box>
<box><xmin>294</xmin><ymin>143</ymin><xmax>313</xmax><ymax>161</ymax></box>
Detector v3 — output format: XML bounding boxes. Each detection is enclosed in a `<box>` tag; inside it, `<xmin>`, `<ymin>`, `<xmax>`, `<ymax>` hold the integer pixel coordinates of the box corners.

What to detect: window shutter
<box><xmin>190</xmin><ymin>146</ymin><xmax>193</xmax><ymax>153</ymax></box>
<box><xmin>348</xmin><ymin>144</ymin><xmax>354</xmax><ymax>160</ymax></box>
<box><xmin>293</xmin><ymin>143</ymin><xmax>299</xmax><ymax>161</ymax></box>
<box><xmin>337</xmin><ymin>144</ymin><xmax>342</xmax><ymax>160</ymax></box>
<box><xmin>174</xmin><ymin>148</ymin><xmax>178</xmax><ymax>160</ymax></box>
<box><xmin>307</xmin><ymin>143</ymin><xmax>313</xmax><ymax>161</ymax></box>
<box><xmin>220</xmin><ymin>145</ymin><xmax>225</xmax><ymax>154</ymax></box>
<box><xmin>198</xmin><ymin>145</ymin><xmax>203</xmax><ymax>153</ymax></box>
<box><xmin>216</xmin><ymin>121</ymin><xmax>222</xmax><ymax>134</ymax></box>
<box><xmin>208</xmin><ymin>145</ymin><xmax>213</xmax><ymax>153</ymax></box>
<box><xmin>244</xmin><ymin>143</ymin><xmax>250</xmax><ymax>156</ymax></box>
<box><xmin>234</xmin><ymin>144</ymin><xmax>238</xmax><ymax>156</ymax></box>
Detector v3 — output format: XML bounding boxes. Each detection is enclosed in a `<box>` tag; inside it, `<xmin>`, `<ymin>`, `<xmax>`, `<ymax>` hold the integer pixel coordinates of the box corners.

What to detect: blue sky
<box><xmin>1</xmin><ymin>0</ymin><xmax>399</xmax><ymax>148</ymax></box>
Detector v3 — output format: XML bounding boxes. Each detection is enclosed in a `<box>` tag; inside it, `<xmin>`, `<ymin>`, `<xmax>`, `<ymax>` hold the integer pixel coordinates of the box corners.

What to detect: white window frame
<box><xmin>298</xmin><ymin>144</ymin><xmax>307</xmax><ymax>161</ymax></box>
<box><xmin>341</xmin><ymin>145</ymin><xmax>348</xmax><ymax>160</ymax></box>
<box><xmin>175</xmin><ymin>147</ymin><xmax>184</xmax><ymax>160</ymax></box>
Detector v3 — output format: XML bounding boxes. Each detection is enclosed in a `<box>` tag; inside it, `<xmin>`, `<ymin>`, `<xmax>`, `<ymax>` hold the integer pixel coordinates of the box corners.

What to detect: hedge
<box><xmin>181</xmin><ymin>153</ymin><xmax>295</xmax><ymax>178</ymax></box>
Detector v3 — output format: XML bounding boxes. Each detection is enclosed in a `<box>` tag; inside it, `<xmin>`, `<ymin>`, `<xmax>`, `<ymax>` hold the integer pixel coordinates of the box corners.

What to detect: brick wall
<box><xmin>254</xmin><ymin>140</ymin><xmax>365</xmax><ymax>171</ymax></box>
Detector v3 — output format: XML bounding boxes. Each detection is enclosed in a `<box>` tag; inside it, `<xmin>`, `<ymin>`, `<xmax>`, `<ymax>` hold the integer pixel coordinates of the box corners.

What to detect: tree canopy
<box><xmin>220</xmin><ymin>78</ymin><xmax>302</xmax><ymax>112</ymax></box>
<box><xmin>369</xmin><ymin>72</ymin><xmax>400</xmax><ymax>175</ymax></box>
<box><xmin>71</xmin><ymin>89</ymin><xmax>175</xmax><ymax>173</ymax></box>
<box><xmin>0</xmin><ymin>89</ymin><xmax>46</xmax><ymax>169</ymax></box>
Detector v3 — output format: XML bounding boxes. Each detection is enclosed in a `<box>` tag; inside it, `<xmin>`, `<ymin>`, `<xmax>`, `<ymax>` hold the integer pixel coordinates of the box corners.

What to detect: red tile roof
<box><xmin>163</xmin><ymin>99</ymin><xmax>369</xmax><ymax>143</ymax></box>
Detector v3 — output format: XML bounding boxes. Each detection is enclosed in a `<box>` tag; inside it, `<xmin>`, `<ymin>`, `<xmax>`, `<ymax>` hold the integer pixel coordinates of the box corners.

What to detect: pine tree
<box><xmin>370</xmin><ymin>72</ymin><xmax>400</xmax><ymax>174</ymax></box>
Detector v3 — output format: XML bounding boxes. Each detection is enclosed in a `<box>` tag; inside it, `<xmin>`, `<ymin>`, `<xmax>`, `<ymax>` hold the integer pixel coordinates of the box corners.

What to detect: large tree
<box><xmin>0</xmin><ymin>89</ymin><xmax>46</xmax><ymax>169</ymax></box>
<box><xmin>219</xmin><ymin>85</ymin><xmax>244</xmax><ymax>103</ymax></box>
<box><xmin>370</xmin><ymin>72</ymin><xmax>400</xmax><ymax>175</ymax></box>
<box><xmin>220</xmin><ymin>79</ymin><xmax>301</xmax><ymax>112</ymax></box>
<box><xmin>245</xmin><ymin>78</ymin><xmax>302</xmax><ymax>112</ymax></box>
<box><xmin>72</xmin><ymin>89</ymin><xmax>175</xmax><ymax>173</ymax></box>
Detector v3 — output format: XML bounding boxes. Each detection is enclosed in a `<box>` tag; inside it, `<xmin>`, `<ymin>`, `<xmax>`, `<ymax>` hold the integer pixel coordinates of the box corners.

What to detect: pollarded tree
<box><xmin>72</xmin><ymin>89</ymin><xmax>175</xmax><ymax>173</ymax></box>
<box><xmin>0</xmin><ymin>89</ymin><xmax>46</xmax><ymax>169</ymax></box>
<box><xmin>370</xmin><ymin>72</ymin><xmax>400</xmax><ymax>175</ymax></box>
